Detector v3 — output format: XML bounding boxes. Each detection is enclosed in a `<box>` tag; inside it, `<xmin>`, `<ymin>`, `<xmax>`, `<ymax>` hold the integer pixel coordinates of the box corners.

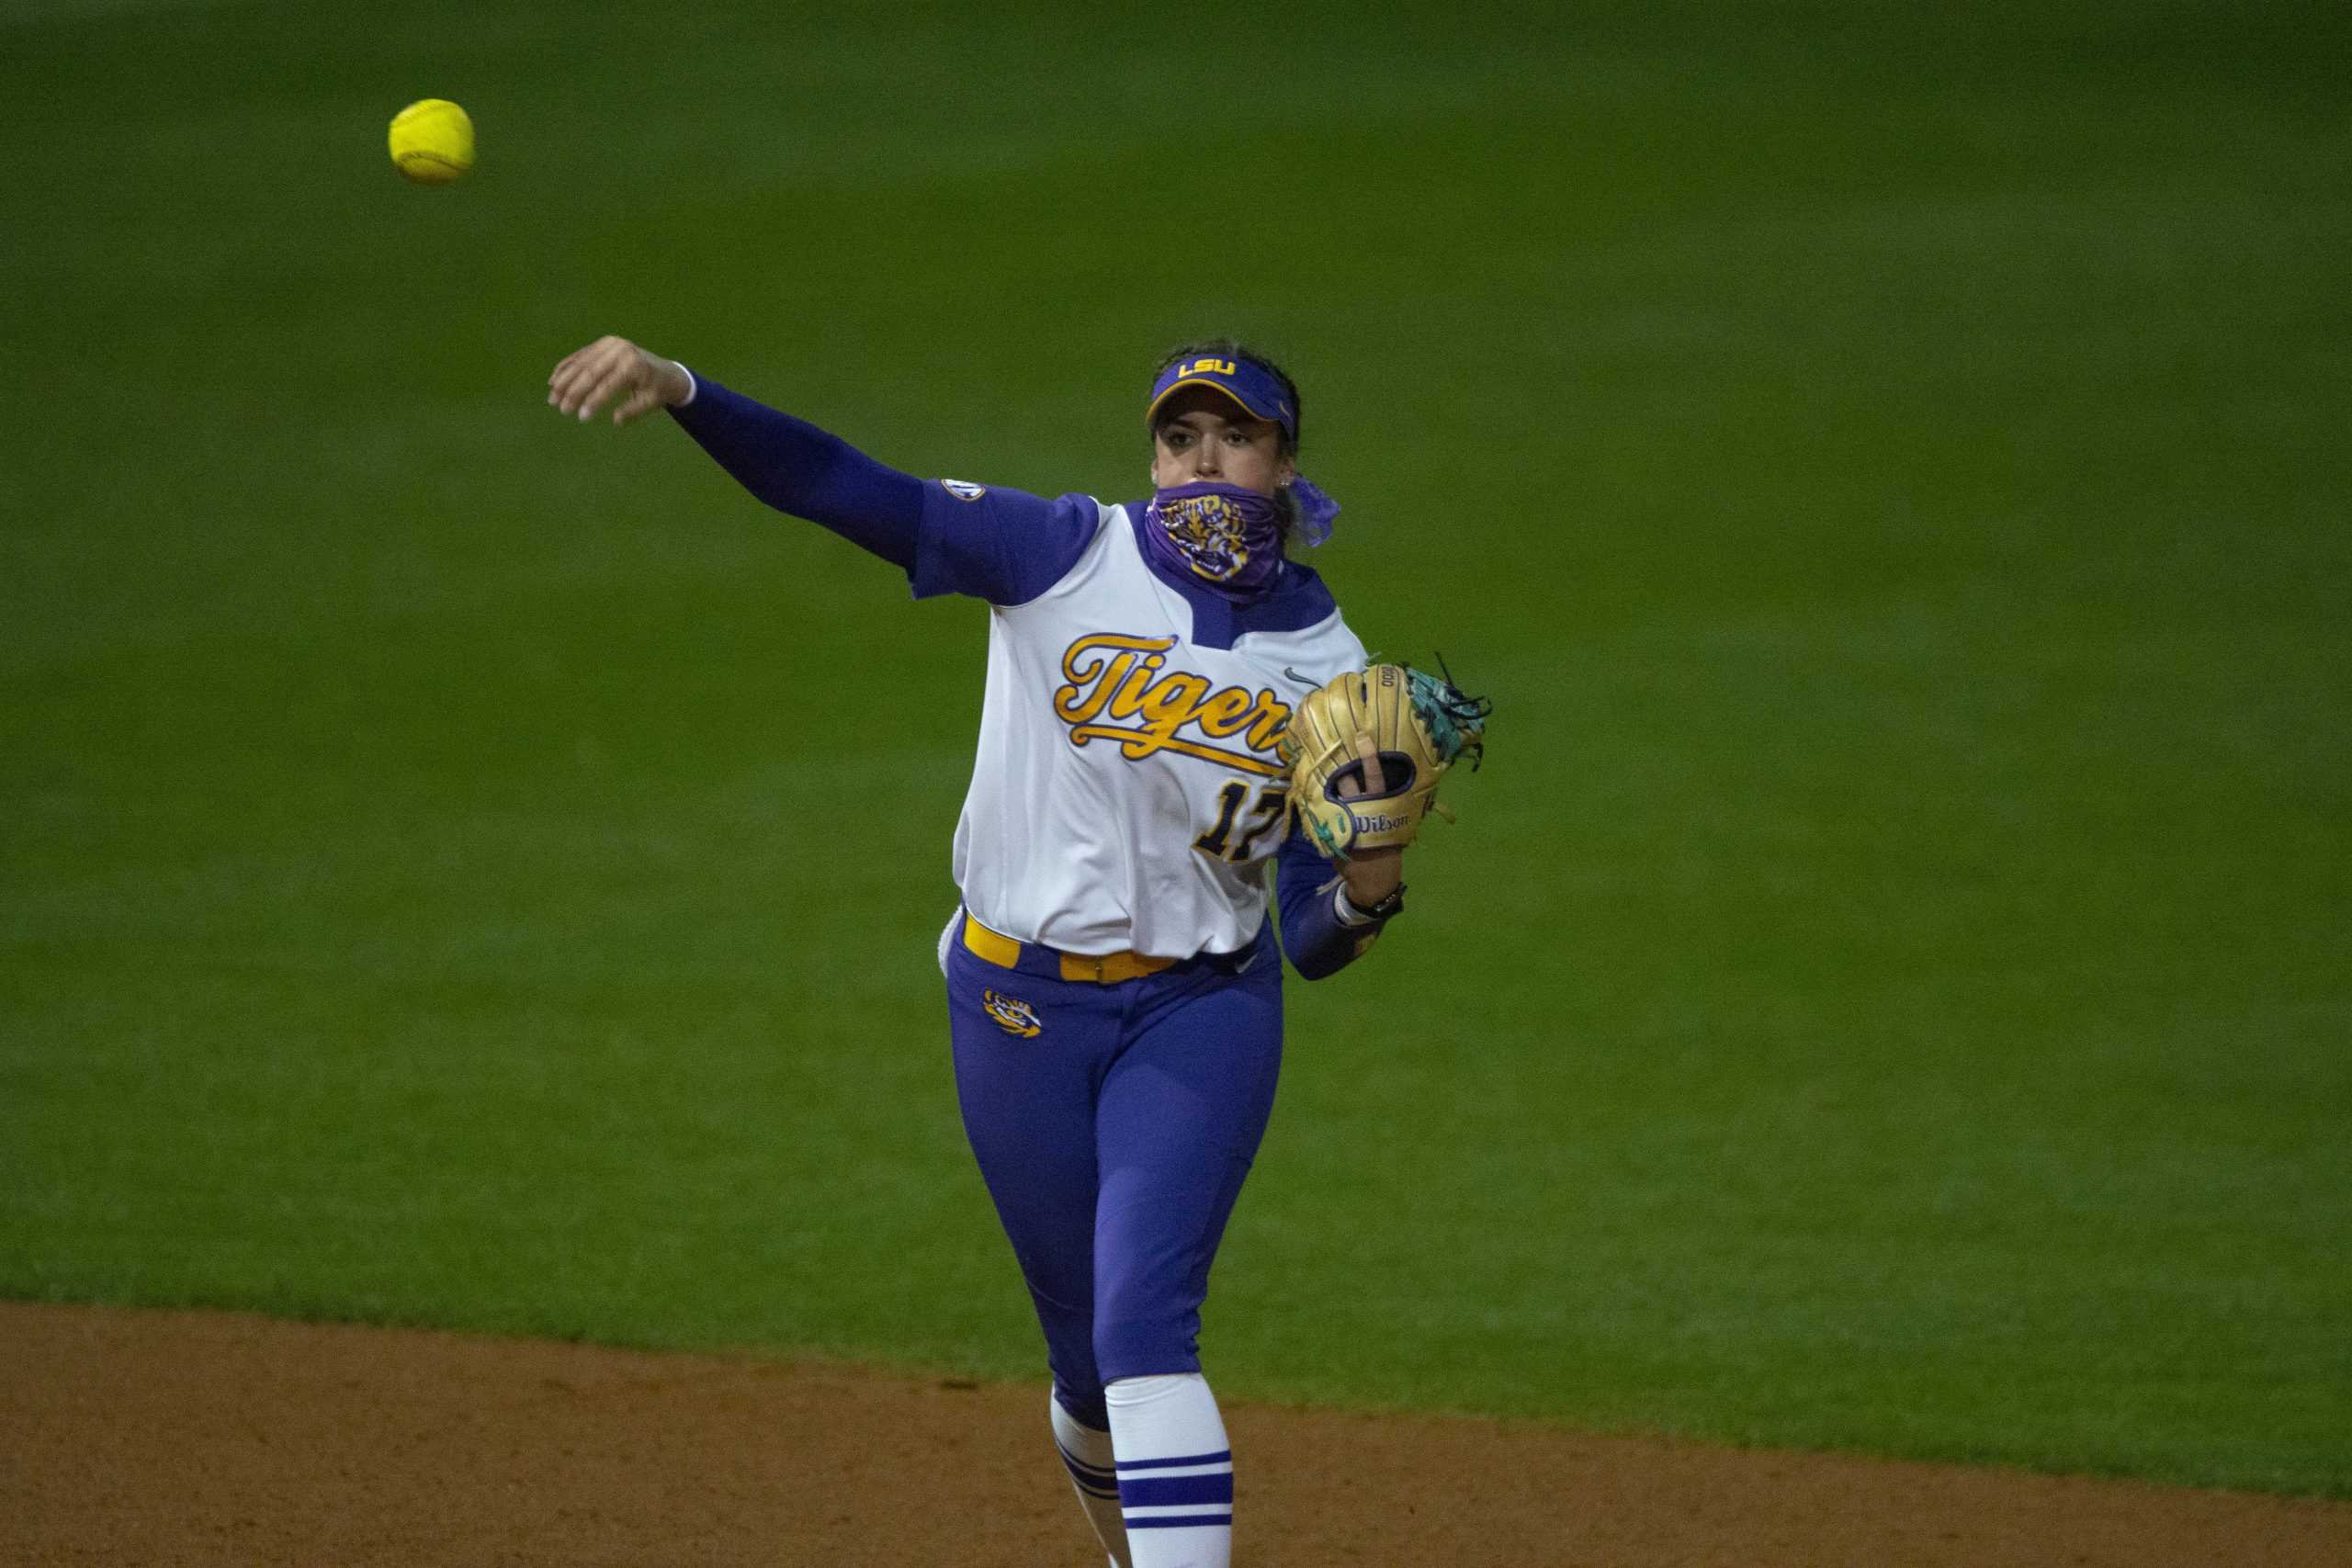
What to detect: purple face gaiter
<box><xmin>1141</xmin><ymin>480</ymin><xmax>1283</xmax><ymax>598</ymax></box>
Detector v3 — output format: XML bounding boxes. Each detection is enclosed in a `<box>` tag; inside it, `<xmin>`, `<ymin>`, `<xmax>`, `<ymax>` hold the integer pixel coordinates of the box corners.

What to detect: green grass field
<box><xmin>6</xmin><ymin>0</ymin><xmax>2348</xmax><ymax>1499</ymax></box>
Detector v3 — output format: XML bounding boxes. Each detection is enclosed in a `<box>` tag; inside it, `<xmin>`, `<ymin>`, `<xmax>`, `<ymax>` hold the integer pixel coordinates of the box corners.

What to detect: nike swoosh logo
<box><xmin>1283</xmin><ymin>666</ymin><xmax>1313</xmax><ymax>684</ymax></box>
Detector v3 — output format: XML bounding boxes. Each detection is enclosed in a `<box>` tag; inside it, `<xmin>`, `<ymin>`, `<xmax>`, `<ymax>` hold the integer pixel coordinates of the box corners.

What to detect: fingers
<box><xmin>1333</xmin><ymin>730</ymin><xmax>1385</xmax><ymax>799</ymax></box>
<box><xmin>547</xmin><ymin>335</ymin><xmax>649</xmax><ymax>423</ymax></box>
<box><xmin>546</xmin><ymin>336</ymin><xmax>616</xmax><ymax>411</ymax></box>
<box><xmin>1353</xmin><ymin>731</ymin><xmax>1386</xmax><ymax>797</ymax></box>
<box><xmin>569</xmin><ymin>356</ymin><xmax>635</xmax><ymax>423</ymax></box>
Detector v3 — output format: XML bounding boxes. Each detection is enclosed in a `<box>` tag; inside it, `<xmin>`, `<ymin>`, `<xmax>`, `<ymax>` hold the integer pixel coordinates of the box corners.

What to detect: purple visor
<box><xmin>1147</xmin><ymin>354</ymin><xmax>1296</xmax><ymax>445</ymax></box>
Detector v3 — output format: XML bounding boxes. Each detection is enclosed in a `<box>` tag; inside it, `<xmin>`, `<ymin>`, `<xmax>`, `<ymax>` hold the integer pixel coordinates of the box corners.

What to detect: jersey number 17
<box><xmin>1193</xmin><ymin>781</ymin><xmax>1289</xmax><ymax>863</ymax></box>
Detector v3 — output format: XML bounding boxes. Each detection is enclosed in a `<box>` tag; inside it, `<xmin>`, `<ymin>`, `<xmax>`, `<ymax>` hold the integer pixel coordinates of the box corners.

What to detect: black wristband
<box><xmin>1341</xmin><ymin>883</ymin><xmax>1406</xmax><ymax>923</ymax></box>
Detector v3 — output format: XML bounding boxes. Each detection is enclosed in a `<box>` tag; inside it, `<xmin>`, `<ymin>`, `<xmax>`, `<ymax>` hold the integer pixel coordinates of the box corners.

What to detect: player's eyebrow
<box><xmin>1173</xmin><ymin>411</ymin><xmax>1265</xmax><ymax>433</ymax></box>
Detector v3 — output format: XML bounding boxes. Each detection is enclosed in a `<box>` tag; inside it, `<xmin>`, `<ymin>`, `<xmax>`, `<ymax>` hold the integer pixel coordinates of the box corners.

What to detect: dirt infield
<box><xmin>4</xmin><ymin>1303</ymin><xmax>2346</xmax><ymax>1567</ymax></box>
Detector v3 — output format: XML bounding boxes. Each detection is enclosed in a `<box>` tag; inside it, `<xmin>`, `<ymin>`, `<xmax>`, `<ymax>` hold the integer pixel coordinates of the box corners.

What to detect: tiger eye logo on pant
<box><xmin>982</xmin><ymin>990</ymin><xmax>1043</xmax><ymax>1038</ymax></box>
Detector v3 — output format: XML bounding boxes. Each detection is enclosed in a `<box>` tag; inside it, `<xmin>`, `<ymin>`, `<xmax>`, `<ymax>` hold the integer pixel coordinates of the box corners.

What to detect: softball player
<box><xmin>548</xmin><ymin>334</ymin><xmax>1409</xmax><ymax>1567</ymax></box>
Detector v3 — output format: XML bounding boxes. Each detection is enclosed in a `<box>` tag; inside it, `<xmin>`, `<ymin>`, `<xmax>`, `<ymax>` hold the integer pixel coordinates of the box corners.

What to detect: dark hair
<box><xmin>1150</xmin><ymin>338</ymin><xmax>1306</xmax><ymax>547</ymax></box>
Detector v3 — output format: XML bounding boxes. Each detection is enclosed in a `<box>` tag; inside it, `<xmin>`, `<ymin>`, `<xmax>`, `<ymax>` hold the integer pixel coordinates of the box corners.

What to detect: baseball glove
<box><xmin>1279</xmin><ymin>661</ymin><xmax>1491</xmax><ymax>860</ymax></box>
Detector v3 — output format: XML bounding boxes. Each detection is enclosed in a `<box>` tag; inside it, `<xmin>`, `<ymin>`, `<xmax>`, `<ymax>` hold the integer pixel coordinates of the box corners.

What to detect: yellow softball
<box><xmin>388</xmin><ymin>99</ymin><xmax>474</xmax><ymax>185</ymax></box>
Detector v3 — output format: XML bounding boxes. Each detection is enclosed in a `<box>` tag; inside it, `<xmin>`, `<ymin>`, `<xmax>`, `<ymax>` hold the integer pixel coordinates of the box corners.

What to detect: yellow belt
<box><xmin>962</xmin><ymin>914</ymin><xmax>1178</xmax><ymax>985</ymax></box>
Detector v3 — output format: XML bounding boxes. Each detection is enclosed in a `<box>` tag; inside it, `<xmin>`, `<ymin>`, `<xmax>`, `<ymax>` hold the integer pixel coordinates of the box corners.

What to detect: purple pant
<box><xmin>945</xmin><ymin>920</ymin><xmax>1283</xmax><ymax>1429</ymax></box>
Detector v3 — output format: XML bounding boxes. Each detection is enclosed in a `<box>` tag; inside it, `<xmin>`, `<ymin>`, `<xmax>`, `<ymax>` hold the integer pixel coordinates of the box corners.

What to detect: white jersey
<box><xmin>926</xmin><ymin>491</ymin><xmax>1365</xmax><ymax>959</ymax></box>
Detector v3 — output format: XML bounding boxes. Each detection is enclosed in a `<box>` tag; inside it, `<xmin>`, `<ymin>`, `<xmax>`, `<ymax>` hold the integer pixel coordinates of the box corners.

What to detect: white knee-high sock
<box><xmin>1049</xmin><ymin>1394</ymin><xmax>1131</xmax><ymax>1568</ymax></box>
<box><xmin>1105</xmin><ymin>1373</ymin><xmax>1233</xmax><ymax>1568</ymax></box>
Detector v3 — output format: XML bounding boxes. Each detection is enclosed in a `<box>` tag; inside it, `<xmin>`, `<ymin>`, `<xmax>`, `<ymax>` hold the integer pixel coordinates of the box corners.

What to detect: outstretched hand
<box><xmin>548</xmin><ymin>335</ymin><xmax>693</xmax><ymax>425</ymax></box>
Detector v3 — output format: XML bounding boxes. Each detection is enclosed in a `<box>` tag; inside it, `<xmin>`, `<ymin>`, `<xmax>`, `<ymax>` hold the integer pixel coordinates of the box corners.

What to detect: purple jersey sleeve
<box><xmin>1272</xmin><ymin>826</ymin><xmax>1390</xmax><ymax>980</ymax></box>
<box><xmin>668</xmin><ymin>377</ymin><xmax>927</xmax><ymax>570</ymax></box>
<box><xmin>910</xmin><ymin>482</ymin><xmax>1101</xmax><ymax>606</ymax></box>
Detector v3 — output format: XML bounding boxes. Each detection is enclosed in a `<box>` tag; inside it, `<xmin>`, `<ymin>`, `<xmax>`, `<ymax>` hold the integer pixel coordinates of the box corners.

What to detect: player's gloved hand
<box><xmin>1279</xmin><ymin>663</ymin><xmax>1490</xmax><ymax>863</ymax></box>
<box><xmin>1330</xmin><ymin>777</ymin><xmax>1405</xmax><ymax>906</ymax></box>
<box><xmin>548</xmin><ymin>335</ymin><xmax>694</xmax><ymax>425</ymax></box>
